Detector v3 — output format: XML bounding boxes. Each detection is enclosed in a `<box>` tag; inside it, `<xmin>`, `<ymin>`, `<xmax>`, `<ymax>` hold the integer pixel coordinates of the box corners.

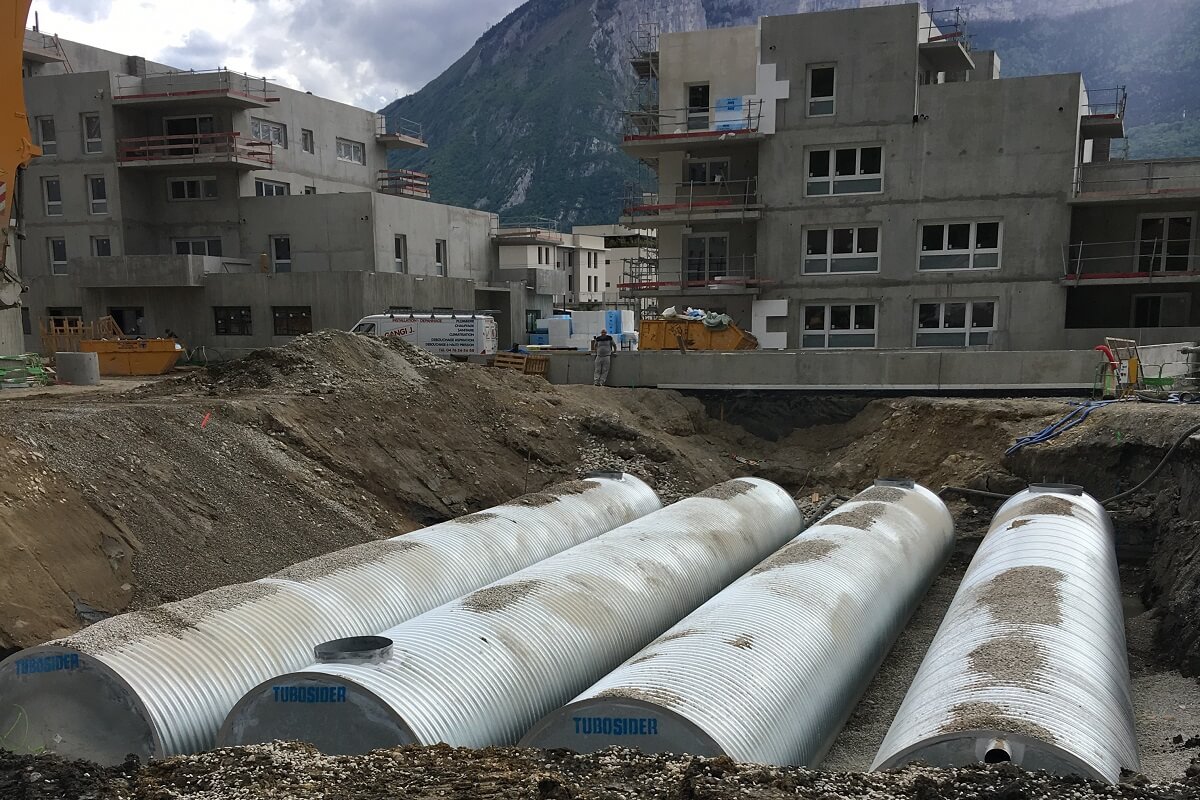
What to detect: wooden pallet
<box><xmin>493</xmin><ymin>352</ymin><xmax>549</xmax><ymax>377</ymax></box>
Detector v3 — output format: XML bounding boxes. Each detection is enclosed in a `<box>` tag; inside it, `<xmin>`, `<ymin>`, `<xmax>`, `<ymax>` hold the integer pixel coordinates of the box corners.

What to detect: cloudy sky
<box><xmin>32</xmin><ymin>0</ymin><xmax>525</xmax><ymax>109</ymax></box>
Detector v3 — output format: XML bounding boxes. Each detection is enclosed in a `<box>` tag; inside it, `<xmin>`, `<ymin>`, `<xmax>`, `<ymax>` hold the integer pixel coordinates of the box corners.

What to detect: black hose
<box><xmin>1102</xmin><ymin>421</ymin><xmax>1200</xmax><ymax>505</ymax></box>
<box><xmin>938</xmin><ymin>486</ymin><xmax>1014</xmax><ymax>501</ymax></box>
<box><xmin>802</xmin><ymin>493</ymin><xmax>844</xmax><ymax>528</ymax></box>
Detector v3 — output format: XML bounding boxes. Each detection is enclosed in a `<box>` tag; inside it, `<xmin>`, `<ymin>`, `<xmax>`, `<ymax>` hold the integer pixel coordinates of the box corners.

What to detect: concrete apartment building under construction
<box><xmin>18</xmin><ymin>33</ymin><xmax>564</xmax><ymax>353</ymax></box>
<box><xmin>618</xmin><ymin>3</ymin><xmax>1200</xmax><ymax>353</ymax></box>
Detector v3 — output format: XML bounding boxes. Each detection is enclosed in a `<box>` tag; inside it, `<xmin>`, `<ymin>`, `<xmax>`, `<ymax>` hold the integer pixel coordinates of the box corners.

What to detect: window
<box><xmin>1137</xmin><ymin>213</ymin><xmax>1195</xmax><ymax>272</ymax></box>
<box><xmin>82</xmin><ymin>113</ymin><xmax>102</xmax><ymax>154</ymax></box>
<box><xmin>91</xmin><ymin>236</ymin><xmax>112</xmax><ymax>257</ymax></box>
<box><xmin>250</xmin><ymin>117</ymin><xmax>287</xmax><ymax>148</ymax></box>
<box><xmin>394</xmin><ymin>234</ymin><xmax>407</xmax><ymax>273</ymax></box>
<box><xmin>36</xmin><ymin>116</ymin><xmax>56</xmax><ymax>155</ymax></box>
<box><xmin>273</xmin><ymin>306</ymin><xmax>313</xmax><ymax>336</ymax></box>
<box><xmin>687</xmin><ymin>83</ymin><xmax>710</xmax><ymax>130</ymax></box>
<box><xmin>807</xmin><ymin>145</ymin><xmax>883</xmax><ymax>195</ymax></box>
<box><xmin>802</xmin><ymin>303</ymin><xmax>877</xmax><ymax>348</ymax></box>
<box><xmin>255</xmin><ymin>179</ymin><xmax>290</xmax><ymax>197</ymax></box>
<box><xmin>915</xmin><ymin>300</ymin><xmax>996</xmax><ymax>347</ymax></box>
<box><xmin>919</xmin><ymin>220</ymin><xmax>1001</xmax><ymax>270</ymax></box>
<box><xmin>336</xmin><ymin>138</ymin><xmax>366</xmax><ymax>165</ymax></box>
<box><xmin>685</xmin><ymin>234</ymin><xmax>728</xmax><ymax>282</ymax></box>
<box><xmin>303</xmin><ymin>185</ymin><xmax>316</xmax><ymax>195</ymax></box>
<box><xmin>43</xmin><ymin>177</ymin><xmax>62</xmax><ymax>216</ymax></box>
<box><xmin>1133</xmin><ymin>294</ymin><xmax>1190</xmax><ymax>328</ymax></box>
<box><xmin>164</xmin><ymin>115</ymin><xmax>214</xmax><ymax>137</ymax></box>
<box><xmin>173</xmin><ymin>238</ymin><xmax>223</xmax><ymax>256</ymax></box>
<box><xmin>213</xmin><ymin>307</ymin><xmax>253</xmax><ymax>336</ymax></box>
<box><xmin>301</xmin><ymin>128</ymin><xmax>315</xmax><ymax>154</ymax></box>
<box><xmin>435</xmin><ymin>239</ymin><xmax>447</xmax><ymax>276</ymax></box>
<box><xmin>271</xmin><ymin>235</ymin><xmax>291</xmax><ymax>272</ymax></box>
<box><xmin>87</xmin><ymin>175</ymin><xmax>108</xmax><ymax>214</ymax></box>
<box><xmin>808</xmin><ymin>64</ymin><xmax>836</xmax><ymax>116</ymax></box>
<box><xmin>804</xmin><ymin>226</ymin><xmax>880</xmax><ymax>274</ymax></box>
<box><xmin>685</xmin><ymin>158</ymin><xmax>729</xmax><ymax>184</ymax></box>
<box><xmin>48</xmin><ymin>238</ymin><xmax>67</xmax><ymax>275</ymax></box>
<box><xmin>168</xmin><ymin>176</ymin><xmax>218</xmax><ymax>201</ymax></box>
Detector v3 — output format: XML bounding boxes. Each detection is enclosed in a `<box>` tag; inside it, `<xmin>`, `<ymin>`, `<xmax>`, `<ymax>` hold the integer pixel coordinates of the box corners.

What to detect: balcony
<box><xmin>1080</xmin><ymin>87</ymin><xmax>1127</xmax><ymax>140</ymax></box>
<box><xmin>72</xmin><ymin>255</ymin><xmax>253</xmax><ymax>289</ymax></box>
<box><xmin>375</xmin><ymin>114</ymin><xmax>426</xmax><ymax>150</ymax></box>
<box><xmin>491</xmin><ymin>219</ymin><xmax>563</xmax><ymax>245</ymax></box>
<box><xmin>1062</xmin><ymin>237</ymin><xmax>1199</xmax><ymax>286</ymax></box>
<box><xmin>618</xmin><ymin>255</ymin><xmax>764</xmax><ymax>296</ymax></box>
<box><xmin>23</xmin><ymin>30</ymin><xmax>65</xmax><ymax>63</ymax></box>
<box><xmin>620</xmin><ymin>179</ymin><xmax>761</xmax><ymax>227</ymax></box>
<box><xmin>1073</xmin><ymin>158</ymin><xmax>1200</xmax><ymax>202</ymax></box>
<box><xmin>378</xmin><ymin>169</ymin><xmax>431</xmax><ymax>199</ymax></box>
<box><xmin>497</xmin><ymin>266</ymin><xmax>568</xmax><ymax>297</ymax></box>
<box><xmin>112</xmin><ymin>70</ymin><xmax>276</xmax><ymax>108</ymax></box>
<box><xmin>117</xmin><ymin>132</ymin><xmax>273</xmax><ymax>169</ymax></box>
<box><xmin>622</xmin><ymin>99</ymin><xmax>765</xmax><ymax>154</ymax></box>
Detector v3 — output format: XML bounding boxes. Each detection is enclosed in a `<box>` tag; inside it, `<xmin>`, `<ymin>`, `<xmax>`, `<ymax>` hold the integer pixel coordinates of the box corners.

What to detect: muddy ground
<box><xmin>3</xmin><ymin>331</ymin><xmax>1200</xmax><ymax>797</ymax></box>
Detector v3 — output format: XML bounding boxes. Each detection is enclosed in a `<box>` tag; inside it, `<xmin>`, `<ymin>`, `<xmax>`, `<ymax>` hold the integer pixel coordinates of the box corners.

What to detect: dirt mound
<box><xmin>1</xmin><ymin>741</ymin><xmax>1197</xmax><ymax>799</ymax></box>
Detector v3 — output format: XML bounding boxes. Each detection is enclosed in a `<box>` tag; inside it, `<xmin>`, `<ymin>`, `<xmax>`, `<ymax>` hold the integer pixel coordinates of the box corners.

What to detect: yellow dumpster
<box><xmin>638</xmin><ymin>319</ymin><xmax>758</xmax><ymax>351</ymax></box>
<box><xmin>79</xmin><ymin>338</ymin><xmax>182</xmax><ymax>376</ymax></box>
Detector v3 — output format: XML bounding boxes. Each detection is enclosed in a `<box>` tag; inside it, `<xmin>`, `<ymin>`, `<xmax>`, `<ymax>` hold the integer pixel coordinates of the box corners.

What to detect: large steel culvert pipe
<box><xmin>520</xmin><ymin>480</ymin><xmax>954</xmax><ymax>765</ymax></box>
<box><xmin>218</xmin><ymin>478</ymin><xmax>803</xmax><ymax>754</ymax></box>
<box><xmin>0</xmin><ymin>474</ymin><xmax>660</xmax><ymax>764</ymax></box>
<box><xmin>872</xmin><ymin>485</ymin><xmax>1138</xmax><ymax>782</ymax></box>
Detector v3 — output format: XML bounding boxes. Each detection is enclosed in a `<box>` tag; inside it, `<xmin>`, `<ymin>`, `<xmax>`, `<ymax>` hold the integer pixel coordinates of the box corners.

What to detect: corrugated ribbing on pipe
<box><xmin>218</xmin><ymin>478</ymin><xmax>802</xmax><ymax>754</ymax></box>
<box><xmin>872</xmin><ymin>485</ymin><xmax>1138</xmax><ymax>782</ymax></box>
<box><xmin>0</xmin><ymin>474</ymin><xmax>660</xmax><ymax>764</ymax></box>
<box><xmin>520</xmin><ymin>480</ymin><xmax>954</xmax><ymax>765</ymax></box>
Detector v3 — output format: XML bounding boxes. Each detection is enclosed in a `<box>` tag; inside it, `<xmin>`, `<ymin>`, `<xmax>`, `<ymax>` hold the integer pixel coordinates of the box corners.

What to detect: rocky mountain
<box><xmin>381</xmin><ymin>0</ymin><xmax>1199</xmax><ymax>224</ymax></box>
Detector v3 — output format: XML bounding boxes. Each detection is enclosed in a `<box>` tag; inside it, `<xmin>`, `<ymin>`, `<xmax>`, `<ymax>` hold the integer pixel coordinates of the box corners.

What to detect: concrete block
<box><xmin>55</xmin><ymin>352</ymin><xmax>100</xmax><ymax>386</ymax></box>
<box><xmin>752</xmin><ymin>299</ymin><xmax>789</xmax><ymax>351</ymax></box>
<box><xmin>547</xmin><ymin>319</ymin><xmax>571</xmax><ymax>346</ymax></box>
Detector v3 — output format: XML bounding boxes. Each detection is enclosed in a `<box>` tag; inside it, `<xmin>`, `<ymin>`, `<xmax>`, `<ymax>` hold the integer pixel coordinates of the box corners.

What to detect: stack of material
<box><xmin>0</xmin><ymin>354</ymin><xmax>53</xmax><ymax>388</ymax></box>
<box><xmin>534</xmin><ymin>310</ymin><xmax>638</xmax><ymax>351</ymax></box>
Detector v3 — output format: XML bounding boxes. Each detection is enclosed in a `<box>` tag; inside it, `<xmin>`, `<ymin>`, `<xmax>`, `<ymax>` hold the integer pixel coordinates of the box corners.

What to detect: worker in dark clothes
<box><xmin>592</xmin><ymin>329</ymin><xmax>616</xmax><ymax>386</ymax></box>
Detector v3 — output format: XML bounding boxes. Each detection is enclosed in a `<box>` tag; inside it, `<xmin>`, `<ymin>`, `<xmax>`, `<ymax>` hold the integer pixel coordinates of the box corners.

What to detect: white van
<box><xmin>351</xmin><ymin>313</ymin><xmax>498</xmax><ymax>356</ymax></box>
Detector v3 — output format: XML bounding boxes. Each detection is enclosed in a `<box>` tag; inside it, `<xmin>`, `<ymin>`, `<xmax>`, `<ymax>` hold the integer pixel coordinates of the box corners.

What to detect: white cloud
<box><xmin>28</xmin><ymin>0</ymin><xmax>524</xmax><ymax>109</ymax></box>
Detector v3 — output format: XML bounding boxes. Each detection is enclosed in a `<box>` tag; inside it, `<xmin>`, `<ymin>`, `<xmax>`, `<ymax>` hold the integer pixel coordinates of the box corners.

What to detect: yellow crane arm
<box><xmin>1</xmin><ymin>0</ymin><xmax>40</xmax><ymax>298</ymax></box>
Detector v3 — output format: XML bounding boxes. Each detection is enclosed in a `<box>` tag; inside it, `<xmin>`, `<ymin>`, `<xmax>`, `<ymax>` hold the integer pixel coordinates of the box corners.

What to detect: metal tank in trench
<box><xmin>217</xmin><ymin>478</ymin><xmax>804</xmax><ymax>754</ymax></box>
<box><xmin>0</xmin><ymin>474</ymin><xmax>660</xmax><ymax>764</ymax></box>
<box><xmin>871</xmin><ymin>485</ymin><xmax>1138</xmax><ymax>782</ymax></box>
<box><xmin>520</xmin><ymin>480</ymin><xmax>954</xmax><ymax>765</ymax></box>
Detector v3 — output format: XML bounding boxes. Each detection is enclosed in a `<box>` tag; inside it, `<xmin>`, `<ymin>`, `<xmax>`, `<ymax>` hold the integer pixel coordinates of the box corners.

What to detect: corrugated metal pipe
<box><xmin>0</xmin><ymin>474</ymin><xmax>660</xmax><ymax>764</ymax></box>
<box><xmin>217</xmin><ymin>478</ymin><xmax>803</xmax><ymax>754</ymax></box>
<box><xmin>872</xmin><ymin>485</ymin><xmax>1138</xmax><ymax>782</ymax></box>
<box><xmin>520</xmin><ymin>480</ymin><xmax>954</xmax><ymax>765</ymax></box>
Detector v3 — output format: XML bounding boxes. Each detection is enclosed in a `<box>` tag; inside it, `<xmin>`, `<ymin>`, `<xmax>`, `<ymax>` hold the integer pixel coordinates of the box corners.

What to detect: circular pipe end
<box><xmin>314</xmin><ymin>636</ymin><xmax>393</xmax><ymax>665</ymax></box>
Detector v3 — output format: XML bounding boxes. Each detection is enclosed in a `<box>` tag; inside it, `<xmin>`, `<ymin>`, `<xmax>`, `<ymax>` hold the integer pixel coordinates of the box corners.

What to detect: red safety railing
<box><xmin>378</xmin><ymin>169</ymin><xmax>431</xmax><ymax>199</ymax></box>
<box><xmin>117</xmin><ymin>132</ymin><xmax>274</xmax><ymax>166</ymax></box>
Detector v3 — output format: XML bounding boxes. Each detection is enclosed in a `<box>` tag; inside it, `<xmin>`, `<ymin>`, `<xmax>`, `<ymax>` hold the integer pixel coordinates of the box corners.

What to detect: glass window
<box><xmin>168</xmin><ymin>177</ymin><xmax>218</xmax><ymax>201</ymax></box>
<box><xmin>336</xmin><ymin>138</ymin><xmax>365</xmax><ymax>165</ymax></box>
<box><xmin>36</xmin><ymin>117</ymin><xmax>56</xmax><ymax>155</ymax></box>
<box><xmin>91</xmin><ymin>236</ymin><xmax>112</xmax><ymax>257</ymax></box>
<box><xmin>435</xmin><ymin>239</ymin><xmax>447</xmax><ymax>276</ymax></box>
<box><xmin>803</xmin><ymin>226</ymin><xmax>880</xmax><ymax>274</ymax></box>
<box><xmin>808</xmin><ymin>149</ymin><xmax>830</xmax><ymax>178</ymax></box>
<box><xmin>918</xmin><ymin>303</ymin><xmax>940</xmax><ymax>329</ymax></box>
<box><xmin>213</xmin><ymin>307</ymin><xmax>253</xmax><ymax>336</ymax></box>
<box><xmin>915</xmin><ymin>300</ymin><xmax>997</xmax><ymax>347</ymax></box>
<box><xmin>830</xmin><ymin>305</ymin><xmax>851</xmax><ymax>330</ymax></box>
<box><xmin>303</xmin><ymin>185</ymin><xmax>316</xmax><ymax>194</ymax></box>
<box><xmin>687</xmin><ymin>84</ymin><xmax>710</xmax><ymax>129</ymax></box>
<box><xmin>173</xmin><ymin>238</ymin><xmax>223</xmax><ymax>257</ymax></box>
<box><xmin>48</xmin><ymin>238</ymin><xmax>67</xmax><ymax>275</ymax></box>
<box><xmin>301</xmin><ymin>129</ymin><xmax>315</xmax><ymax>154</ymax></box>
<box><xmin>943</xmin><ymin>303</ymin><xmax>967</xmax><ymax>329</ymax></box>
<box><xmin>835</xmin><ymin>148</ymin><xmax>857</xmax><ymax>176</ymax></box>
<box><xmin>808</xmin><ymin>65</ymin><xmax>835</xmax><ymax>116</ymax></box>
<box><xmin>832</xmin><ymin>228</ymin><xmax>854</xmax><ymax>254</ymax></box>
<box><xmin>807</xmin><ymin>146</ymin><xmax>883</xmax><ymax>195</ymax></box>
<box><xmin>859</xmin><ymin>146</ymin><xmax>882</xmax><ymax>175</ymax></box>
<box><xmin>919</xmin><ymin>220</ymin><xmax>1003</xmax><ymax>270</ymax></box>
<box><xmin>250</xmin><ymin>118</ymin><xmax>287</xmax><ymax>148</ymax></box>
<box><xmin>802</xmin><ymin>303</ymin><xmax>877</xmax><ymax>348</ymax></box>
<box><xmin>394</xmin><ymin>235</ymin><xmax>407</xmax><ymax>273</ymax></box>
<box><xmin>87</xmin><ymin>176</ymin><xmax>108</xmax><ymax>214</ymax></box>
<box><xmin>271</xmin><ymin>236</ymin><xmax>291</xmax><ymax>272</ymax></box>
<box><xmin>43</xmin><ymin>177</ymin><xmax>62</xmax><ymax>216</ymax></box>
<box><xmin>806</xmin><ymin>228</ymin><xmax>828</xmax><ymax>256</ymax></box>
<box><xmin>858</xmin><ymin>227</ymin><xmax>879</xmax><ymax>253</ymax></box>
<box><xmin>272</xmin><ymin>306</ymin><xmax>313</xmax><ymax>336</ymax></box>
<box><xmin>82</xmin><ymin>113</ymin><xmax>102</xmax><ymax>153</ymax></box>
<box><xmin>255</xmin><ymin>179</ymin><xmax>290</xmax><ymax>197</ymax></box>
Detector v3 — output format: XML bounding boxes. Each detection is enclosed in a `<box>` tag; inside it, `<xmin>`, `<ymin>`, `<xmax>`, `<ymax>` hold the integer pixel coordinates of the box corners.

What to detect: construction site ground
<box><xmin>3</xmin><ymin>330</ymin><xmax>1200</xmax><ymax>798</ymax></box>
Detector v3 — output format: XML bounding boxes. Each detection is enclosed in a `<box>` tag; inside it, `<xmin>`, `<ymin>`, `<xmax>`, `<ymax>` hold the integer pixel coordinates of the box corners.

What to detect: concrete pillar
<box><xmin>55</xmin><ymin>352</ymin><xmax>100</xmax><ymax>385</ymax></box>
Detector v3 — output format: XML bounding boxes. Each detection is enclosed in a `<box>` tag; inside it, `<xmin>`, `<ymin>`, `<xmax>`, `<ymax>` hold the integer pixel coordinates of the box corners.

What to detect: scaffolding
<box><xmin>622</xmin><ymin>19</ymin><xmax>662</xmax><ymax>317</ymax></box>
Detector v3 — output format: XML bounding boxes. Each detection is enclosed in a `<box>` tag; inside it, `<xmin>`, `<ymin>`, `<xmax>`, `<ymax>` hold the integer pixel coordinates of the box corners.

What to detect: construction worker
<box><xmin>592</xmin><ymin>328</ymin><xmax>616</xmax><ymax>386</ymax></box>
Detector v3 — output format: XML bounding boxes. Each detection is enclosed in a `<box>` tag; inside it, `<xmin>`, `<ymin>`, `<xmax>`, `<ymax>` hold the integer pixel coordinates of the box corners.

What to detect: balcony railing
<box><xmin>113</xmin><ymin>69</ymin><xmax>275</xmax><ymax>105</ymax></box>
<box><xmin>1063</xmin><ymin>238</ymin><xmax>1199</xmax><ymax>282</ymax></box>
<box><xmin>376</xmin><ymin>114</ymin><xmax>423</xmax><ymax>140</ymax></box>
<box><xmin>623</xmin><ymin>99</ymin><xmax>763</xmax><ymax>140</ymax></box>
<box><xmin>623</xmin><ymin>179</ymin><xmax>760</xmax><ymax>220</ymax></box>
<box><xmin>1083</xmin><ymin>86</ymin><xmax>1127</xmax><ymax>119</ymax></box>
<box><xmin>117</xmin><ymin>132</ymin><xmax>274</xmax><ymax>167</ymax></box>
<box><xmin>1073</xmin><ymin>159</ymin><xmax>1200</xmax><ymax>198</ymax></box>
<box><xmin>377</xmin><ymin>169</ymin><xmax>431</xmax><ymax>199</ymax></box>
<box><xmin>618</xmin><ymin>255</ymin><xmax>761</xmax><ymax>293</ymax></box>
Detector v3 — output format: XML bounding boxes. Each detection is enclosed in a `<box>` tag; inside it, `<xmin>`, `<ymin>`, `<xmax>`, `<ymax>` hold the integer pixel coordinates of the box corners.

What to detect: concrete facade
<box><xmin>17</xmin><ymin>34</ymin><xmax>550</xmax><ymax>354</ymax></box>
<box><xmin>571</xmin><ymin>225</ymin><xmax>658</xmax><ymax>306</ymax></box>
<box><xmin>619</xmin><ymin>3</ymin><xmax>1200</xmax><ymax>358</ymax></box>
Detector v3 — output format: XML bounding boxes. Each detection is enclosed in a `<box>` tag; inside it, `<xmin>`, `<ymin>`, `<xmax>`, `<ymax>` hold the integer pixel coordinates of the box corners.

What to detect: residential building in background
<box><xmin>19</xmin><ymin>33</ymin><xmax>563</xmax><ymax>353</ymax></box>
<box><xmin>618</xmin><ymin>3</ymin><xmax>1200</xmax><ymax>351</ymax></box>
<box><xmin>571</xmin><ymin>224</ymin><xmax>657</xmax><ymax>308</ymax></box>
